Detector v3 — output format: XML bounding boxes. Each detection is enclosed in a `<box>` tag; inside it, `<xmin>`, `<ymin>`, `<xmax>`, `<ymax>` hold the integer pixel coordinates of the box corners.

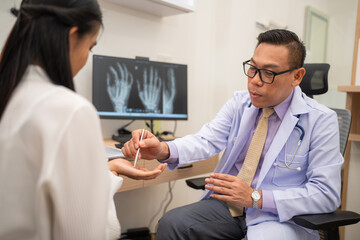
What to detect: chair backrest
<box><xmin>300</xmin><ymin>63</ymin><xmax>330</xmax><ymax>98</ymax></box>
<box><xmin>299</xmin><ymin>63</ymin><xmax>351</xmax><ymax>156</ymax></box>
<box><xmin>330</xmin><ymin>108</ymin><xmax>352</xmax><ymax>156</ymax></box>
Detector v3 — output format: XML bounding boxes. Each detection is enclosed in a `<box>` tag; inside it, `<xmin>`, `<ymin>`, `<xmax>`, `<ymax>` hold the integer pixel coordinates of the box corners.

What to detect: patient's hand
<box><xmin>108</xmin><ymin>158</ymin><xmax>167</xmax><ymax>180</ymax></box>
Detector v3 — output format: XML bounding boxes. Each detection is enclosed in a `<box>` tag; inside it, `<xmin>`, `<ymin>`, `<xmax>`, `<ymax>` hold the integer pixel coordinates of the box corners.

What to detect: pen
<box><xmin>134</xmin><ymin>128</ymin><xmax>145</xmax><ymax>167</ymax></box>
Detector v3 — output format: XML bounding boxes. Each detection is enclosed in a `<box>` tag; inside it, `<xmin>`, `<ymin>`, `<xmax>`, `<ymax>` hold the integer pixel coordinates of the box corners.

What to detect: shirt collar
<box><xmin>273</xmin><ymin>89</ymin><xmax>294</xmax><ymax>121</ymax></box>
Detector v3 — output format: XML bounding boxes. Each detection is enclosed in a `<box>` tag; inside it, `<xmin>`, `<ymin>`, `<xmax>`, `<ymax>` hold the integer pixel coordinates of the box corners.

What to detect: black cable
<box><xmin>158</xmin><ymin>120</ymin><xmax>177</xmax><ymax>137</ymax></box>
<box><xmin>163</xmin><ymin>181</ymin><xmax>175</xmax><ymax>215</ymax></box>
<box><xmin>148</xmin><ymin>181</ymin><xmax>176</xmax><ymax>231</ymax></box>
<box><xmin>145</xmin><ymin>120</ymin><xmax>156</xmax><ymax>135</ymax></box>
<box><xmin>173</xmin><ymin>120</ymin><xmax>177</xmax><ymax>137</ymax></box>
<box><xmin>148</xmin><ymin>190</ymin><xmax>169</xmax><ymax>230</ymax></box>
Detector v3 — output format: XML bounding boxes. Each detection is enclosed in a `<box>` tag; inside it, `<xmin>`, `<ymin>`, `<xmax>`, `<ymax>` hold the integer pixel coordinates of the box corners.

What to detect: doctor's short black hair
<box><xmin>256</xmin><ymin>29</ymin><xmax>306</xmax><ymax>69</ymax></box>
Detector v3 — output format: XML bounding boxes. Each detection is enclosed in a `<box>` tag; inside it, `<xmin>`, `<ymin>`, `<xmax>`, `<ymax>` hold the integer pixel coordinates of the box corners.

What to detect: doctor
<box><xmin>122</xmin><ymin>29</ymin><xmax>343</xmax><ymax>240</ymax></box>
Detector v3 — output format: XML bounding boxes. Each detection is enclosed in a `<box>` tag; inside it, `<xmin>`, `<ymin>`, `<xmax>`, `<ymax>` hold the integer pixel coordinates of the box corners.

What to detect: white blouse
<box><xmin>0</xmin><ymin>65</ymin><xmax>123</xmax><ymax>239</ymax></box>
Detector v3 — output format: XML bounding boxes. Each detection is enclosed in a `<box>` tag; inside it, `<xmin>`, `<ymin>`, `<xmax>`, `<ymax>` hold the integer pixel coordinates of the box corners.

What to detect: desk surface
<box><xmin>104</xmin><ymin>139</ymin><xmax>218</xmax><ymax>192</ymax></box>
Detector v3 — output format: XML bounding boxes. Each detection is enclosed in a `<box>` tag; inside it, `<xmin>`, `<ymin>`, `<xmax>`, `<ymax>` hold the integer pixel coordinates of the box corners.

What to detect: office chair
<box><xmin>292</xmin><ymin>63</ymin><xmax>360</xmax><ymax>240</ymax></box>
<box><xmin>185</xmin><ymin>63</ymin><xmax>360</xmax><ymax>240</ymax></box>
<box><xmin>298</xmin><ymin>63</ymin><xmax>329</xmax><ymax>98</ymax></box>
<box><xmin>292</xmin><ymin>107</ymin><xmax>356</xmax><ymax>240</ymax></box>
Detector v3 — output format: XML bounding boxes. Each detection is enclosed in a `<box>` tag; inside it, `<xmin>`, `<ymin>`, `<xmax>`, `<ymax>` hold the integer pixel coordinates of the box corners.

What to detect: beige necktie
<box><xmin>228</xmin><ymin>108</ymin><xmax>275</xmax><ymax>217</ymax></box>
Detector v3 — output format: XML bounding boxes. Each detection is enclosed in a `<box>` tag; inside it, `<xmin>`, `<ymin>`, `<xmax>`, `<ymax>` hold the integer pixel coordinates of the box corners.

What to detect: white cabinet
<box><xmin>108</xmin><ymin>0</ymin><xmax>196</xmax><ymax>17</ymax></box>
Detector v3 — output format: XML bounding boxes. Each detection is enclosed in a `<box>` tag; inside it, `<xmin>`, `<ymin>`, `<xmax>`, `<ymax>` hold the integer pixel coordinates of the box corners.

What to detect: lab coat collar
<box><xmin>289</xmin><ymin>86</ymin><xmax>309</xmax><ymax>116</ymax></box>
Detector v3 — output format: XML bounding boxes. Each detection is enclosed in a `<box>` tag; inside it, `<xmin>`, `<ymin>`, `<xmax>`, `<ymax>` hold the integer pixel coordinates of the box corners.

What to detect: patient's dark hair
<box><xmin>256</xmin><ymin>29</ymin><xmax>306</xmax><ymax>69</ymax></box>
<box><xmin>0</xmin><ymin>0</ymin><xmax>102</xmax><ymax>120</ymax></box>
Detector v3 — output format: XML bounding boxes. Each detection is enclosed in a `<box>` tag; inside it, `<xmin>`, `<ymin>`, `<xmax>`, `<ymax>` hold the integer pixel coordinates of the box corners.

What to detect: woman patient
<box><xmin>0</xmin><ymin>0</ymin><xmax>166</xmax><ymax>239</ymax></box>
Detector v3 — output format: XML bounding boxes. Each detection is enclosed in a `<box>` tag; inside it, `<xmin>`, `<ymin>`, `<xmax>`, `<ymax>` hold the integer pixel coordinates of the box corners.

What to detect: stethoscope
<box><xmin>273</xmin><ymin>115</ymin><xmax>305</xmax><ymax>171</ymax></box>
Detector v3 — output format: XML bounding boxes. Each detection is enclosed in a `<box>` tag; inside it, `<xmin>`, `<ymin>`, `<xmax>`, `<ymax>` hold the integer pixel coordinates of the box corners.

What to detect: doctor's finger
<box><xmin>121</xmin><ymin>141</ymin><xmax>137</xmax><ymax>158</ymax></box>
<box><xmin>131</xmin><ymin>129</ymin><xmax>142</xmax><ymax>146</ymax></box>
<box><xmin>205</xmin><ymin>184</ymin><xmax>232</xmax><ymax>195</ymax></box>
<box><xmin>131</xmin><ymin>129</ymin><xmax>147</xmax><ymax>148</ymax></box>
<box><xmin>134</xmin><ymin>130</ymin><xmax>155</xmax><ymax>147</ymax></box>
<box><xmin>210</xmin><ymin>173</ymin><xmax>237</xmax><ymax>182</ymax></box>
<box><xmin>209</xmin><ymin>193</ymin><xmax>232</xmax><ymax>203</ymax></box>
<box><xmin>205</xmin><ymin>177</ymin><xmax>232</xmax><ymax>189</ymax></box>
<box><xmin>138</xmin><ymin>137</ymin><xmax>160</xmax><ymax>149</ymax></box>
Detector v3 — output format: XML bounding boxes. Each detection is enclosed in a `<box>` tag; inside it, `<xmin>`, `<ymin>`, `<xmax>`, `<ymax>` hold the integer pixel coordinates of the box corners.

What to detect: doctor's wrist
<box><xmin>258</xmin><ymin>190</ymin><xmax>263</xmax><ymax>209</ymax></box>
<box><xmin>156</xmin><ymin>142</ymin><xmax>170</xmax><ymax>160</ymax></box>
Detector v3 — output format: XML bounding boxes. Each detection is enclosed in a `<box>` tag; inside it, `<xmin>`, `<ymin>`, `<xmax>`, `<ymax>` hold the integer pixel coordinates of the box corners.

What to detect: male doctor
<box><xmin>122</xmin><ymin>29</ymin><xmax>343</xmax><ymax>240</ymax></box>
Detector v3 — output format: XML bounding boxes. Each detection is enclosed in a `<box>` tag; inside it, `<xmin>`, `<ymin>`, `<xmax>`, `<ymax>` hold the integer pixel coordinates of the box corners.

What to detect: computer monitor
<box><xmin>92</xmin><ymin>55</ymin><xmax>188</xmax><ymax>121</ymax></box>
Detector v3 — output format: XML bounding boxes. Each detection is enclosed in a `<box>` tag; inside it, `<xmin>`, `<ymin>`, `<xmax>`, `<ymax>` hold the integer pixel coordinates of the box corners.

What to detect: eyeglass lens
<box><xmin>244</xmin><ymin>63</ymin><xmax>274</xmax><ymax>83</ymax></box>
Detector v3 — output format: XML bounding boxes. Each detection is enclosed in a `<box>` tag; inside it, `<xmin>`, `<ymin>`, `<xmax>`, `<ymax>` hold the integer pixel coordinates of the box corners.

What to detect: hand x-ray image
<box><xmin>106</xmin><ymin>62</ymin><xmax>134</xmax><ymax>112</ymax></box>
<box><xmin>92</xmin><ymin>55</ymin><xmax>188</xmax><ymax>120</ymax></box>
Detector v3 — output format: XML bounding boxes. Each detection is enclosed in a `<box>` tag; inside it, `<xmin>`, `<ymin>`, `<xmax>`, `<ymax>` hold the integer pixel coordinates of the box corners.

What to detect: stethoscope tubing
<box><xmin>273</xmin><ymin>118</ymin><xmax>305</xmax><ymax>171</ymax></box>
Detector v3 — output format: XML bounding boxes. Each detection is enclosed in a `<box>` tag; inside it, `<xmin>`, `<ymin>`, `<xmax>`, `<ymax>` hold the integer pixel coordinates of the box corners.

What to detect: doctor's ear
<box><xmin>291</xmin><ymin>67</ymin><xmax>306</xmax><ymax>87</ymax></box>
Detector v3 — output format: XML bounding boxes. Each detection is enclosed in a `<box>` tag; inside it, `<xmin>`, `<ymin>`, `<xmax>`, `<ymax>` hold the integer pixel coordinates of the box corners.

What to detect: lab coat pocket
<box><xmin>272</xmin><ymin>153</ymin><xmax>308</xmax><ymax>187</ymax></box>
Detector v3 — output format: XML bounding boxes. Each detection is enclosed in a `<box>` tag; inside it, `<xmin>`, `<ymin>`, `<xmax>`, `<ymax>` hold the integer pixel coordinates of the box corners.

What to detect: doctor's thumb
<box><xmin>139</xmin><ymin>140</ymin><xmax>147</xmax><ymax>148</ymax></box>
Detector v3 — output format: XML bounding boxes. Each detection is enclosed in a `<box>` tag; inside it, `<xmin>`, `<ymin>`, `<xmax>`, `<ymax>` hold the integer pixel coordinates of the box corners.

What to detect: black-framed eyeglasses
<box><xmin>243</xmin><ymin>60</ymin><xmax>296</xmax><ymax>84</ymax></box>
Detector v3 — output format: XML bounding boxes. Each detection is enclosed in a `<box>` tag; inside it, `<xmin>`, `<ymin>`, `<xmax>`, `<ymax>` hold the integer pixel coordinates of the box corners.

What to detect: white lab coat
<box><xmin>0</xmin><ymin>65</ymin><xmax>123</xmax><ymax>239</ymax></box>
<box><xmin>171</xmin><ymin>87</ymin><xmax>343</xmax><ymax>238</ymax></box>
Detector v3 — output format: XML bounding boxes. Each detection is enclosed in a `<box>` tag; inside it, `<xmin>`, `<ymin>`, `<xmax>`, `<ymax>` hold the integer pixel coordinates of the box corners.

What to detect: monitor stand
<box><xmin>147</xmin><ymin>119</ymin><xmax>155</xmax><ymax>135</ymax></box>
<box><xmin>112</xmin><ymin>120</ymin><xmax>134</xmax><ymax>144</ymax></box>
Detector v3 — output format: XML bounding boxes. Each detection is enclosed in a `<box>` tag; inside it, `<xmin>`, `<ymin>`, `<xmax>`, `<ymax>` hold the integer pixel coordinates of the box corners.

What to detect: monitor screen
<box><xmin>92</xmin><ymin>55</ymin><xmax>188</xmax><ymax>120</ymax></box>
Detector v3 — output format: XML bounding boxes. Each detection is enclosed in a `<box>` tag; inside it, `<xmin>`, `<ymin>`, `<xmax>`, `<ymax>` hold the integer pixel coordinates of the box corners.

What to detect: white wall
<box><xmin>1</xmin><ymin>0</ymin><xmax>359</xmax><ymax>238</ymax></box>
<box><xmin>0</xmin><ymin>1</ymin><xmax>18</xmax><ymax>47</ymax></box>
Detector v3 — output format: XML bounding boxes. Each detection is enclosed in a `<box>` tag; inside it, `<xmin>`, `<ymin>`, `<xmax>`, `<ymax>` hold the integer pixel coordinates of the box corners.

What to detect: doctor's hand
<box><xmin>205</xmin><ymin>173</ymin><xmax>261</xmax><ymax>209</ymax></box>
<box><xmin>121</xmin><ymin>129</ymin><xmax>170</xmax><ymax>161</ymax></box>
<box><xmin>108</xmin><ymin>158</ymin><xmax>167</xmax><ymax>180</ymax></box>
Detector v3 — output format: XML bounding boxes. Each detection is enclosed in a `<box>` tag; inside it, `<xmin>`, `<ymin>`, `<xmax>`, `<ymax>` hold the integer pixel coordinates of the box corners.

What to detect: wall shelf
<box><xmin>338</xmin><ymin>85</ymin><xmax>360</xmax><ymax>92</ymax></box>
<box><xmin>108</xmin><ymin>0</ymin><xmax>196</xmax><ymax>17</ymax></box>
<box><xmin>348</xmin><ymin>133</ymin><xmax>360</xmax><ymax>142</ymax></box>
<box><xmin>338</xmin><ymin>85</ymin><xmax>360</xmax><ymax>142</ymax></box>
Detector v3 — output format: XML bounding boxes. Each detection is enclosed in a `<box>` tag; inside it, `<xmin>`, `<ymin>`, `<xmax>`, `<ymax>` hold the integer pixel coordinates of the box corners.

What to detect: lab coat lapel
<box><xmin>219</xmin><ymin>106</ymin><xmax>259</xmax><ymax>174</ymax></box>
<box><xmin>256</xmin><ymin>87</ymin><xmax>309</xmax><ymax>188</ymax></box>
<box><xmin>256</xmin><ymin>113</ymin><xmax>298</xmax><ymax>187</ymax></box>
